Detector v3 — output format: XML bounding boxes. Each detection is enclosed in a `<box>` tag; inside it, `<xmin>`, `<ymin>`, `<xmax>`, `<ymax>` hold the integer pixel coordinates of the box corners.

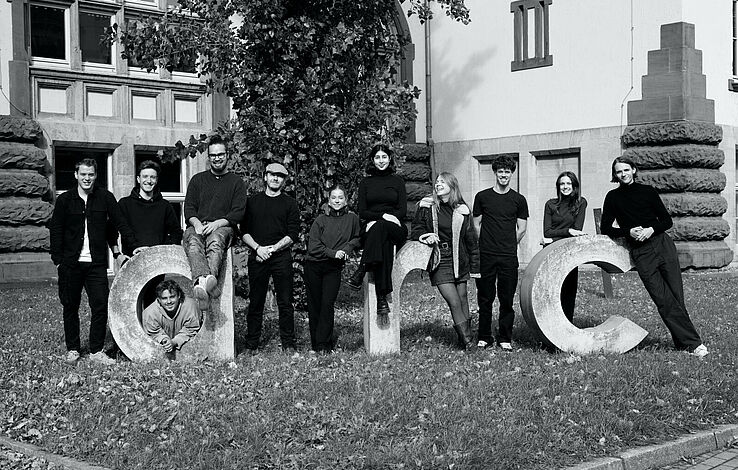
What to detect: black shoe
<box><xmin>377</xmin><ymin>295</ymin><xmax>390</xmax><ymax>317</ymax></box>
<box><xmin>346</xmin><ymin>264</ymin><xmax>366</xmax><ymax>291</ymax></box>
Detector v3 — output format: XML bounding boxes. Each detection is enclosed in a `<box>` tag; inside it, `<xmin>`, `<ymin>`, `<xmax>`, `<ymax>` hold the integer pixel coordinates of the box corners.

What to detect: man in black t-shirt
<box><xmin>472</xmin><ymin>155</ymin><xmax>528</xmax><ymax>351</ymax></box>
<box><xmin>241</xmin><ymin>163</ymin><xmax>300</xmax><ymax>353</ymax></box>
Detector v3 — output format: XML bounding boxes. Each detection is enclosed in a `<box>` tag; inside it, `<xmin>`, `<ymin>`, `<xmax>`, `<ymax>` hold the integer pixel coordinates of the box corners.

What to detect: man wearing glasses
<box><xmin>183</xmin><ymin>135</ymin><xmax>247</xmax><ymax>310</ymax></box>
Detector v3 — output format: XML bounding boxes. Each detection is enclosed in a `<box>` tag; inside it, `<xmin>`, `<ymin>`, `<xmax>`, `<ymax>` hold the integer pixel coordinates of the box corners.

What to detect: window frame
<box><xmin>510</xmin><ymin>0</ymin><xmax>553</xmax><ymax>72</ymax></box>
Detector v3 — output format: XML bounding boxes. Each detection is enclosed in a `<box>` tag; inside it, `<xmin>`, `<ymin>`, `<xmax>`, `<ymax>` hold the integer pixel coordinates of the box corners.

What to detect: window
<box><xmin>54</xmin><ymin>148</ymin><xmax>110</xmax><ymax>194</ymax></box>
<box><xmin>510</xmin><ymin>0</ymin><xmax>553</xmax><ymax>71</ymax></box>
<box><xmin>134</xmin><ymin>151</ymin><xmax>186</xmax><ymax>225</ymax></box>
<box><xmin>80</xmin><ymin>11</ymin><xmax>112</xmax><ymax>64</ymax></box>
<box><xmin>473</xmin><ymin>153</ymin><xmax>520</xmax><ymax>192</ymax></box>
<box><xmin>30</xmin><ymin>5</ymin><xmax>67</xmax><ymax>61</ymax></box>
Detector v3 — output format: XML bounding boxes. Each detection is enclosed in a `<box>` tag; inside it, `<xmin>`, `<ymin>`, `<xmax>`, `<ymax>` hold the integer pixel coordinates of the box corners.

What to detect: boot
<box><xmin>346</xmin><ymin>264</ymin><xmax>366</xmax><ymax>291</ymax></box>
<box><xmin>376</xmin><ymin>294</ymin><xmax>390</xmax><ymax>318</ymax></box>
<box><xmin>454</xmin><ymin>321</ymin><xmax>475</xmax><ymax>351</ymax></box>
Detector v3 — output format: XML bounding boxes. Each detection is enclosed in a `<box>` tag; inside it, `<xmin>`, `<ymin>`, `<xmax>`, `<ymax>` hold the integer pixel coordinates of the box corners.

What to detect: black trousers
<box><xmin>57</xmin><ymin>262</ymin><xmax>109</xmax><ymax>353</ymax></box>
<box><xmin>360</xmin><ymin>220</ymin><xmax>407</xmax><ymax>295</ymax></box>
<box><xmin>246</xmin><ymin>251</ymin><xmax>295</xmax><ymax>349</ymax></box>
<box><xmin>304</xmin><ymin>260</ymin><xmax>343</xmax><ymax>352</ymax></box>
<box><xmin>561</xmin><ymin>268</ymin><xmax>579</xmax><ymax>322</ymax></box>
<box><xmin>476</xmin><ymin>256</ymin><xmax>518</xmax><ymax>344</ymax></box>
<box><xmin>631</xmin><ymin>233</ymin><xmax>702</xmax><ymax>350</ymax></box>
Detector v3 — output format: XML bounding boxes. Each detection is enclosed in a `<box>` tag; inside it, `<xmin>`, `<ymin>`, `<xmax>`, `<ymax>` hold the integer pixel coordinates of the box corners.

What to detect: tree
<box><xmin>112</xmin><ymin>0</ymin><xmax>470</xmax><ymax>302</ymax></box>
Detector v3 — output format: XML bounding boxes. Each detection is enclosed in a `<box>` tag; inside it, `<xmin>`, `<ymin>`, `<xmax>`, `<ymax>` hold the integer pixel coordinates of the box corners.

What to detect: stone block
<box><xmin>0</xmin><ymin>116</ymin><xmax>42</xmax><ymax>143</ymax></box>
<box><xmin>627</xmin><ymin>97</ymin><xmax>714</xmax><ymax>125</ymax></box>
<box><xmin>520</xmin><ymin>235</ymin><xmax>648</xmax><ymax>354</ymax></box>
<box><xmin>713</xmin><ymin>424</ymin><xmax>738</xmax><ymax>448</ymax></box>
<box><xmin>637</xmin><ymin>168</ymin><xmax>725</xmax><ymax>192</ymax></box>
<box><xmin>620</xmin><ymin>431</ymin><xmax>715</xmax><ymax>470</ymax></box>
<box><xmin>363</xmin><ymin>241</ymin><xmax>433</xmax><ymax>355</ymax></box>
<box><xmin>675</xmin><ymin>241</ymin><xmax>734</xmax><ymax>269</ymax></box>
<box><xmin>647</xmin><ymin>48</ymin><xmax>702</xmax><ymax>75</ymax></box>
<box><xmin>109</xmin><ymin>245</ymin><xmax>235</xmax><ymax>362</ymax></box>
<box><xmin>668</xmin><ymin>216</ymin><xmax>730</xmax><ymax>241</ymax></box>
<box><xmin>399</xmin><ymin>143</ymin><xmax>431</xmax><ymax>163</ymax></box>
<box><xmin>660</xmin><ymin>22</ymin><xmax>695</xmax><ymax>49</ymax></box>
<box><xmin>0</xmin><ymin>226</ymin><xmax>50</xmax><ymax>252</ymax></box>
<box><xmin>406</xmin><ymin>182</ymin><xmax>432</xmax><ymax>200</ymax></box>
<box><xmin>0</xmin><ymin>197</ymin><xmax>53</xmax><ymax>225</ymax></box>
<box><xmin>564</xmin><ymin>457</ymin><xmax>624</xmax><ymax>470</ymax></box>
<box><xmin>622</xmin><ymin>145</ymin><xmax>723</xmax><ymax>169</ymax></box>
<box><xmin>660</xmin><ymin>193</ymin><xmax>727</xmax><ymax>217</ymax></box>
<box><xmin>621</xmin><ymin>121</ymin><xmax>722</xmax><ymax>146</ymax></box>
<box><xmin>397</xmin><ymin>162</ymin><xmax>431</xmax><ymax>182</ymax></box>
<box><xmin>627</xmin><ymin>98</ymin><xmax>669</xmax><ymax>125</ymax></box>
<box><xmin>0</xmin><ymin>142</ymin><xmax>49</xmax><ymax>174</ymax></box>
<box><xmin>0</xmin><ymin>252</ymin><xmax>56</xmax><ymax>284</ymax></box>
<box><xmin>642</xmin><ymin>73</ymin><xmax>706</xmax><ymax>99</ymax></box>
<box><xmin>0</xmin><ymin>169</ymin><xmax>50</xmax><ymax>197</ymax></box>
<box><xmin>669</xmin><ymin>96</ymin><xmax>715</xmax><ymax>123</ymax></box>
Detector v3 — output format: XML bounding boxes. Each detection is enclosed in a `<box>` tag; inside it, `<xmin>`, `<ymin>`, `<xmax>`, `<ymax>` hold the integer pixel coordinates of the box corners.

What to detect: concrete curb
<box><xmin>564</xmin><ymin>424</ymin><xmax>738</xmax><ymax>470</ymax></box>
<box><xmin>0</xmin><ymin>436</ymin><xmax>111</xmax><ymax>470</ymax></box>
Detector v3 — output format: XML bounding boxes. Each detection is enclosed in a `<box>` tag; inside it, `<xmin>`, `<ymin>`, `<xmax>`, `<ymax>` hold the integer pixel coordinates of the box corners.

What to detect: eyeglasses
<box><xmin>208</xmin><ymin>152</ymin><xmax>227</xmax><ymax>159</ymax></box>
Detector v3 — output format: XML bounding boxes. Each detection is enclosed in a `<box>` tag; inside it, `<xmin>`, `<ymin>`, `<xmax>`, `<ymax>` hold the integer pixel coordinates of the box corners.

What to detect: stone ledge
<box><xmin>622</xmin><ymin>121</ymin><xmax>721</xmax><ymax>146</ymax></box>
<box><xmin>661</xmin><ymin>193</ymin><xmax>727</xmax><ymax>217</ymax></box>
<box><xmin>397</xmin><ymin>162</ymin><xmax>431</xmax><ymax>182</ymax></box>
<box><xmin>637</xmin><ymin>168</ymin><xmax>725</xmax><ymax>192</ymax></box>
<box><xmin>675</xmin><ymin>240</ymin><xmax>734</xmax><ymax>269</ymax></box>
<box><xmin>669</xmin><ymin>217</ymin><xmax>730</xmax><ymax>241</ymax></box>
<box><xmin>0</xmin><ymin>169</ymin><xmax>50</xmax><ymax>197</ymax></box>
<box><xmin>0</xmin><ymin>116</ymin><xmax>42</xmax><ymax>143</ymax></box>
<box><xmin>0</xmin><ymin>142</ymin><xmax>49</xmax><ymax>173</ymax></box>
<box><xmin>0</xmin><ymin>197</ymin><xmax>54</xmax><ymax>225</ymax></box>
<box><xmin>622</xmin><ymin>144</ymin><xmax>723</xmax><ymax>169</ymax></box>
<box><xmin>399</xmin><ymin>143</ymin><xmax>431</xmax><ymax>163</ymax></box>
<box><xmin>0</xmin><ymin>226</ymin><xmax>49</xmax><ymax>252</ymax></box>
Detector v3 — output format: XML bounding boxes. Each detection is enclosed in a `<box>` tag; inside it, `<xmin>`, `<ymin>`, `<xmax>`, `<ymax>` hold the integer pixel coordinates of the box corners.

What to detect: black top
<box><xmin>116</xmin><ymin>187</ymin><xmax>183</xmax><ymax>255</ymax></box>
<box><xmin>472</xmin><ymin>188</ymin><xmax>529</xmax><ymax>257</ymax></box>
<box><xmin>306</xmin><ymin>205</ymin><xmax>361</xmax><ymax>262</ymax></box>
<box><xmin>543</xmin><ymin>197</ymin><xmax>588</xmax><ymax>242</ymax></box>
<box><xmin>48</xmin><ymin>187</ymin><xmax>138</xmax><ymax>265</ymax></box>
<box><xmin>437</xmin><ymin>202</ymin><xmax>453</xmax><ymax>243</ymax></box>
<box><xmin>241</xmin><ymin>192</ymin><xmax>300</xmax><ymax>249</ymax></box>
<box><xmin>600</xmin><ymin>182</ymin><xmax>672</xmax><ymax>241</ymax></box>
<box><xmin>358</xmin><ymin>170</ymin><xmax>407</xmax><ymax>223</ymax></box>
<box><xmin>183</xmin><ymin>171</ymin><xmax>247</xmax><ymax>227</ymax></box>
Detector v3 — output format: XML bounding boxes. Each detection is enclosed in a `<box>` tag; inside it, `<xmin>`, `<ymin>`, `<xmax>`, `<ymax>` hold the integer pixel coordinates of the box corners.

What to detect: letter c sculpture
<box><xmin>520</xmin><ymin>235</ymin><xmax>648</xmax><ymax>354</ymax></box>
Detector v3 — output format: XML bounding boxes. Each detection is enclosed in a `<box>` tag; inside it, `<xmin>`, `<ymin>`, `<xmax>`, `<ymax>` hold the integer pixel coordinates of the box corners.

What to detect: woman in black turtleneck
<box><xmin>600</xmin><ymin>156</ymin><xmax>708</xmax><ymax>357</ymax></box>
<box><xmin>346</xmin><ymin>144</ymin><xmax>407</xmax><ymax>318</ymax></box>
<box><xmin>542</xmin><ymin>171</ymin><xmax>587</xmax><ymax>323</ymax></box>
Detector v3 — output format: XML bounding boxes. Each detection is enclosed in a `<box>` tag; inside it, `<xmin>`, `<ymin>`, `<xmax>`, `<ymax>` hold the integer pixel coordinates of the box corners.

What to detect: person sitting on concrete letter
<box><xmin>142</xmin><ymin>279</ymin><xmax>201</xmax><ymax>353</ymax></box>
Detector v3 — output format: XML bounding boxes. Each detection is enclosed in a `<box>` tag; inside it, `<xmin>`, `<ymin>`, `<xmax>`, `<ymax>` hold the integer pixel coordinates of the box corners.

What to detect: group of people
<box><xmin>47</xmin><ymin>135</ymin><xmax>709</xmax><ymax>365</ymax></box>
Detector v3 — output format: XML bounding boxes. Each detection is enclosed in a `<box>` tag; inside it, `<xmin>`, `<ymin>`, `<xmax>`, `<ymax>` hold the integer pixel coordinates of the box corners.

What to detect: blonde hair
<box><xmin>433</xmin><ymin>172</ymin><xmax>466</xmax><ymax>208</ymax></box>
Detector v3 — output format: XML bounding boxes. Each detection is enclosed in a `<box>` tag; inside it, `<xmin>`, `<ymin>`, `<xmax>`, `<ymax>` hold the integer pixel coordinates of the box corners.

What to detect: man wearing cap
<box><xmin>183</xmin><ymin>135</ymin><xmax>247</xmax><ymax>310</ymax></box>
<box><xmin>241</xmin><ymin>162</ymin><xmax>300</xmax><ymax>353</ymax></box>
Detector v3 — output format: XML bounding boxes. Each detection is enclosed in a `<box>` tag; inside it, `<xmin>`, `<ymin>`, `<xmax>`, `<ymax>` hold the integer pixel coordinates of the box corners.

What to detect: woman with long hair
<box><xmin>411</xmin><ymin>172</ymin><xmax>479</xmax><ymax>349</ymax></box>
<box><xmin>346</xmin><ymin>144</ymin><xmax>408</xmax><ymax>319</ymax></box>
<box><xmin>542</xmin><ymin>171</ymin><xmax>587</xmax><ymax>322</ymax></box>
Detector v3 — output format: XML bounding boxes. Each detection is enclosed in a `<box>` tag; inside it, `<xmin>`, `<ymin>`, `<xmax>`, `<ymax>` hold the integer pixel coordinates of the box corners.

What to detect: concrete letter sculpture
<box><xmin>520</xmin><ymin>235</ymin><xmax>648</xmax><ymax>354</ymax></box>
<box><xmin>109</xmin><ymin>245</ymin><xmax>235</xmax><ymax>362</ymax></box>
<box><xmin>363</xmin><ymin>241</ymin><xmax>433</xmax><ymax>355</ymax></box>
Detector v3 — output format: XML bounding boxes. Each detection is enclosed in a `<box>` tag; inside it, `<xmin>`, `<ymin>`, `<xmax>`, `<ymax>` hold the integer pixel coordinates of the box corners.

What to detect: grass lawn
<box><xmin>1</xmin><ymin>270</ymin><xmax>737</xmax><ymax>469</ymax></box>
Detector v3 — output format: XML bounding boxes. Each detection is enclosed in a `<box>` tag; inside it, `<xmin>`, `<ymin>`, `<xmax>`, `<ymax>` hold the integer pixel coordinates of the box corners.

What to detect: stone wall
<box><xmin>0</xmin><ymin>115</ymin><xmax>54</xmax><ymax>282</ymax></box>
<box><xmin>397</xmin><ymin>143</ymin><xmax>432</xmax><ymax>223</ymax></box>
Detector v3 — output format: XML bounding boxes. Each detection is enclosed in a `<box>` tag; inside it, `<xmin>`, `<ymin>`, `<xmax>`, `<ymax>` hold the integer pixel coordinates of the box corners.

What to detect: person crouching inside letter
<box><xmin>143</xmin><ymin>279</ymin><xmax>201</xmax><ymax>353</ymax></box>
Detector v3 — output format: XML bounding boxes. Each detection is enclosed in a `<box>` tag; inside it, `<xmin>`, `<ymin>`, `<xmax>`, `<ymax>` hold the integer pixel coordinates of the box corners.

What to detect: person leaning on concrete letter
<box><xmin>473</xmin><ymin>155</ymin><xmax>528</xmax><ymax>352</ymax></box>
<box><xmin>142</xmin><ymin>279</ymin><xmax>201</xmax><ymax>353</ymax></box>
<box><xmin>600</xmin><ymin>156</ymin><xmax>708</xmax><ymax>358</ymax></box>
<box><xmin>411</xmin><ymin>172</ymin><xmax>479</xmax><ymax>350</ymax></box>
<box><xmin>241</xmin><ymin>162</ymin><xmax>300</xmax><ymax>354</ymax></box>
<box><xmin>183</xmin><ymin>135</ymin><xmax>247</xmax><ymax>310</ymax></box>
<box><xmin>541</xmin><ymin>171</ymin><xmax>587</xmax><ymax>323</ymax></box>
<box><xmin>48</xmin><ymin>158</ymin><xmax>140</xmax><ymax>366</ymax></box>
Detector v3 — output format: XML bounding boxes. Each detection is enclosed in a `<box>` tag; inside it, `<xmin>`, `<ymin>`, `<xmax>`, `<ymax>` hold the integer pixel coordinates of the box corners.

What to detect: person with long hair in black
<box><xmin>346</xmin><ymin>144</ymin><xmax>407</xmax><ymax>319</ymax></box>
<box><xmin>600</xmin><ymin>156</ymin><xmax>708</xmax><ymax>357</ymax></box>
<box><xmin>412</xmin><ymin>172</ymin><xmax>479</xmax><ymax>349</ymax></box>
<box><xmin>542</xmin><ymin>171</ymin><xmax>587</xmax><ymax>322</ymax></box>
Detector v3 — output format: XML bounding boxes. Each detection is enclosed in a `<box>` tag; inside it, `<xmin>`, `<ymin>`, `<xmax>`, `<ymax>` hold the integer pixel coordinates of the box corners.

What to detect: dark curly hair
<box><xmin>365</xmin><ymin>144</ymin><xmax>396</xmax><ymax>175</ymax></box>
<box><xmin>155</xmin><ymin>279</ymin><xmax>185</xmax><ymax>300</ymax></box>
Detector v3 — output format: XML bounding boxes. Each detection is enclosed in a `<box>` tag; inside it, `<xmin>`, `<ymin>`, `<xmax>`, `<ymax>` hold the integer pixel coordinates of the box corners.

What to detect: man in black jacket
<box><xmin>48</xmin><ymin>158</ymin><xmax>139</xmax><ymax>365</ymax></box>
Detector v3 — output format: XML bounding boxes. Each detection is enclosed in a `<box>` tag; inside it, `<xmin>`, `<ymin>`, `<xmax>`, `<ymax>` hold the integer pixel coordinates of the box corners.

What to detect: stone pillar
<box><xmin>624</xmin><ymin>22</ymin><xmax>732</xmax><ymax>268</ymax></box>
<box><xmin>0</xmin><ymin>116</ymin><xmax>55</xmax><ymax>283</ymax></box>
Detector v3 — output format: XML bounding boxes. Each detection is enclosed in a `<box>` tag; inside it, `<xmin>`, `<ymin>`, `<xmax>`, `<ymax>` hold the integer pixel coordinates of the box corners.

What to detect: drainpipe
<box><xmin>424</xmin><ymin>1</ymin><xmax>435</xmax><ymax>177</ymax></box>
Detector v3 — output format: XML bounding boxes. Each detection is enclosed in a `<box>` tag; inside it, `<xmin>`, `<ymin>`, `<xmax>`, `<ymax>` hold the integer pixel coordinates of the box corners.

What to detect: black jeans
<box><xmin>246</xmin><ymin>251</ymin><xmax>295</xmax><ymax>349</ymax></box>
<box><xmin>631</xmin><ymin>233</ymin><xmax>702</xmax><ymax>350</ymax></box>
<box><xmin>360</xmin><ymin>220</ymin><xmax>407</xmax><ymax>295</ymax></box>
<box><xmin>304</xmin><ymin>260</ymin><xmax>343</xmax><ymax>352</ymax></box>
<box><xmin>476</xmin><ymin>256</ymin><xmax>518</xmax><ymax>344</ymax></box>
<box><xmin>57</xmin><ymin>262</ymin><xmax>109</xmax><ymax>353</ymax></box>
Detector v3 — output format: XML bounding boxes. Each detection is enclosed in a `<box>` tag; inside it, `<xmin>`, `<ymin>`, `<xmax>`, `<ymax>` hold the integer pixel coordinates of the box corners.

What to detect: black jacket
<box><xmin>48</xmin><ymin>187</ymin><xmax>138</xmax><ymax>265</ymax></box>
<box><xmin>116</xmin><ymin>187</ymin><xmax>183</xmax><ymax>255</ymax></box>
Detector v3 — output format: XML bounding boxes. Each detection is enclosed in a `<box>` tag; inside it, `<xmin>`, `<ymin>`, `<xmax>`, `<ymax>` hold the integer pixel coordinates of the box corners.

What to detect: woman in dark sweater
<box><xmin>346</xmin><ymin>144</ymin><xmax>407</xmax><ymax>318</ymax></box>
<box><xmin>601</xmin><ymin>156</ymin><xmax>708</xmax><ymax>357</ymax></box>
<box><xmin>411</xmin><ymin>172</ymin><xmax>479</xmax><ymax>349</ymax></box>
<box><xmin>305</xmin><ymin>185</ymin><xmax>361</xmax><ymax>353</ymax></box>
<box><xmin>542</xmin><ymin>171</ymin><xmax>587</xmax><ymax>322</ymax></box>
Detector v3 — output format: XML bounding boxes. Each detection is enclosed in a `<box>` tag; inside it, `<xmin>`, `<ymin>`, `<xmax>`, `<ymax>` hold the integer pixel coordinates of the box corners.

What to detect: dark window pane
<box><xmin>80</xmin><ymin>12</ymin><xmax>111</xmax><ymax>64</ymax></box>
<box><xmin>30</xmin><ymin>5</ymin><xmax>66</xmax><ymax>60</ymax></box>
<box><xmin>134</xmin><ymin>152</ymin><xmax>182</xmax><ymax>193</ymax></box>
<box><xmin>54</xmin><ymin>148</ymin><xmax>109</xmax><ymax>192</ymax></box>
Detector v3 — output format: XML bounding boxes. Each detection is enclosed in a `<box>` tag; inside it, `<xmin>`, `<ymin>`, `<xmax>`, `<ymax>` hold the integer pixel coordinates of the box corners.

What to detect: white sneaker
<box><xmin>499</xmin><ymin>342</ymin><xmax>513</xmax><ymax>351</ymax></box>
<box><xmin>64</xmin><ymin>350</ymin><xmax>80</xmax><ymax>365</ymax></box>
<box><xmin>477</xmin><ymin>340</ymin><xmax>490</xmax><ymax>349</ymax></box>
<box><xmin>88</xmin><ymin>351</ymin><xmax>116</xmax><ymax>365</ymax></box>
<box><xmin>689</xmin><ymin>344</ymin><xmax>709</xmax><ymax>358</ymax></box>
<box><xmin>204</xmin><ymin>274</ymin><xmax>220</xmax><ymax>297</ymax></box>
<box><xmin>193</xmin><ymin>280</ymin><xmax>210</xmax><ymax>310</ymax></box>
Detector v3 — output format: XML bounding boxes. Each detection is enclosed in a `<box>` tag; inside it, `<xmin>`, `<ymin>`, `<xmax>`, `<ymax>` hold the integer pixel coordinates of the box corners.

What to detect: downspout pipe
<box><xmin>424</xmin><ymin>1</ymin><xmax>435</xmax><ymax>176</ymax></box>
